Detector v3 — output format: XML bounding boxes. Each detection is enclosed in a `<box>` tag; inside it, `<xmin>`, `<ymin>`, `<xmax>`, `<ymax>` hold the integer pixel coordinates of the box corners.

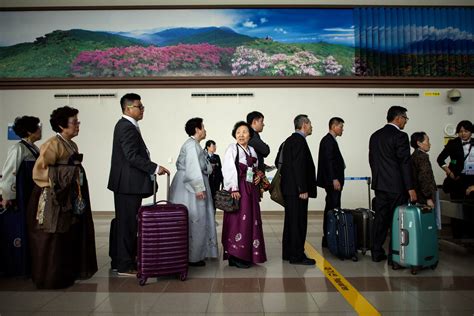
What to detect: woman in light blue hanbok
<box><xmin>170</xmin><ymin>117</ymin><xmax>218</xmax><ymax>266</ymax></box>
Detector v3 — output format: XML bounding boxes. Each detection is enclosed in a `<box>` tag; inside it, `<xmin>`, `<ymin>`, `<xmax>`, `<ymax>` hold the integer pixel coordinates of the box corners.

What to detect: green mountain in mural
<box><xmin>0</xmin><ymin>29</ymin><xmax>148</xmax><ymax>78</ymax></box>
<box><xmin>159</xmin><ymin>27</ymin><xmax>256</xmax><ymax>47</ymax></box>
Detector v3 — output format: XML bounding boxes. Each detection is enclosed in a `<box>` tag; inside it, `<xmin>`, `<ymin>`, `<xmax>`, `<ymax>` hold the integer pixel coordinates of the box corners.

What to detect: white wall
<box><xmin>1</xmin><ymin>88</ymin><xmax>473</xmax><ymax>211</ymax></box>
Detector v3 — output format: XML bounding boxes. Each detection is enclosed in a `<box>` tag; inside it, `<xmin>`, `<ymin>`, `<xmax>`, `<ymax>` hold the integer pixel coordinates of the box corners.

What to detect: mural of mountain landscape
<box><xmin>0</xmin><ymin>9</ymin><xmax>355</xmax><ymax>78</ymax></box>
<box><xmin>0</xmin><ymin>7</ymin><xmax>472</xmax><ymax>79</ymax></box>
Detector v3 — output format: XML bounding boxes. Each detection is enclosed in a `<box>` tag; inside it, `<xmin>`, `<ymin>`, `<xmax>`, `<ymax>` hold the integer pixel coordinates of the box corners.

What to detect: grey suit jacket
<box><xmin>107</xmin><ymin>117</ymin><xmax>157</xmax><ymax>197</ymax></box>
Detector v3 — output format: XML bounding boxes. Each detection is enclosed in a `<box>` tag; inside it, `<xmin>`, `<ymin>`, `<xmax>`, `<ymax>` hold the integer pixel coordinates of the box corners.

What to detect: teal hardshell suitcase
<box><xmin>391</xmin><ymin>204</ymin><xmax>439</xmax><ymax>275</ymax></box>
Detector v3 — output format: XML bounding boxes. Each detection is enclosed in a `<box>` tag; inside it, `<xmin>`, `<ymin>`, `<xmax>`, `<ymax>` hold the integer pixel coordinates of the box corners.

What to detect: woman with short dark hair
<box><xmin>410</xmin><ymin>132</ymin><xmax>437</xmax><ymax>208</ymax></box>
<box><xmin>0</xmin><ymin>116</ymin><xmax>41</xmax><ymax>276</ymax></box>
<box><xmin>169</xmin><ymin>117</ymin><xmax>218</xmax><ymax>266</ymax></box>
<box><xmin>221</xmin><ymin>121</ymin><xmax>266</xmax><ymax>269</ymax></box>
<box><xmin>28</xmin><ymin>106</ymin><xmax>97</xmax><ymax>289</ymax></box>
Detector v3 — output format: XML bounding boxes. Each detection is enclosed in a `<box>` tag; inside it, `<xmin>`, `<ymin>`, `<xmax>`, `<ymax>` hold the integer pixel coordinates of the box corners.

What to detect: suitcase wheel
<box><xmin>351</xmin><ymin>255</ymin><xmax>358</xmax><ymax>262</ymax></box>
<box><xmin>179</xmin><ymin>272</ymin><xmax>187</xmax><ymax>281</ymax></box>
<box><xmin>139</xmin><ymin>277</ymin><xmax>147</xmax><ymax>286</ymax></box>
<box><xmin>430</xmin><ymin>261</ymin><xmax>438</xmax><ymax>270</ymax></box>
<box><xmin>411</xmin><ymin>268</ymin><xmax>418</xmax><ymax>275</ymax></box>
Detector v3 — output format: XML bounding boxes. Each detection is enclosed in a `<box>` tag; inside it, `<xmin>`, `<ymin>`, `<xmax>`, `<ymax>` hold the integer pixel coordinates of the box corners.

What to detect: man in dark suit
<box><xmin>108</xmin><ymin>93</ymin><xmax>169</xmax><ymax>276</ymax></box>
<box><xmin>369</xmin><ymin>105</ymin><xmax>416</xmax><ymax>263</ymax></box>
<box><xmin>278</xmin><ymin>114</ymin><xmax>317</xmax><ymax>265</ymax></box>
<box><xmin>247</xmin><ymin>111</ymin><xmax>270</xmax><ymax>173</ymax></box>
<box><xmin>205</xmin><ymin>140</ymin><xmax>223</xmax><ymax>210</ymax></box>
<box><xmin>316</xmin><ymin>117</ymin><xmax>345</xmax><ymax>248</ymax></box>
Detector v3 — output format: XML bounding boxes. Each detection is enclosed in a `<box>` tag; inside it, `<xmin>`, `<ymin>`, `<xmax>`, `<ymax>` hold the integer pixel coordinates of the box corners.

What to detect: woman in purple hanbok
<box><xmin>221</xmin><ymin>121</ymin><xmax>267</xmax><ymax>269</ymax></box>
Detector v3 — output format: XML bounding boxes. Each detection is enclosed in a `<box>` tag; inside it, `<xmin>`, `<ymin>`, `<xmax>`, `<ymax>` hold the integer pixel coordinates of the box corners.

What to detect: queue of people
<box><xmin>1</xmin><ymin>94</ymin><xmax>472</xmax><ymax>286</ymax></box>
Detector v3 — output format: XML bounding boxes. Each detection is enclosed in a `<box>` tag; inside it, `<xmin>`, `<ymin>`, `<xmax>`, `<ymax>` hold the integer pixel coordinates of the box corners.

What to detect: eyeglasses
<box><xmin>401</xmin><ymin>115</ymin><xmax>409</xmax><ymax>120</ymax></box>
<box><xmin>128</xmin><ymin>105</ymin><xmax>145</xmax><ymax>110</ymax></box>
<box><xmin>68</xmin><ymin>119</ymin><xmax>81</xmax><ymax>125</ymax></box>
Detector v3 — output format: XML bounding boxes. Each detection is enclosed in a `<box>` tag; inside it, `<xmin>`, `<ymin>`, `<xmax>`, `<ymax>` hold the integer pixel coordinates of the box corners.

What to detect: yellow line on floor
<box><xmin>305</xmin><ymin>242</ymin><xmax>381</xmax><ymax>316</ymax></box>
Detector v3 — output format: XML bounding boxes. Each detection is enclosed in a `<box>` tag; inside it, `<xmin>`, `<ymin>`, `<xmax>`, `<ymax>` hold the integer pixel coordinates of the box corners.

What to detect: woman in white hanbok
<box><xmin>170</xmin><ymin>118</ymin><xmax>218</xmax><ymax>266</ymax></box>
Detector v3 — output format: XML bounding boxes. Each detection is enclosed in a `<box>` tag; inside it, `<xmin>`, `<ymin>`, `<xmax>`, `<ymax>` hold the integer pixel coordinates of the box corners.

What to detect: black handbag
<box><xmin>215</xmin><ymin>144</ymin><xmax>240</xmax><ymax>212</ymax></box>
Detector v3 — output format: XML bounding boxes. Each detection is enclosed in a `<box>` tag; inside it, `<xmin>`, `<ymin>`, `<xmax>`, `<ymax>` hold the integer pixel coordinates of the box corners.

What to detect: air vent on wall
<box><xmin>54</xmin><ymin>93</ymin><xmax>117</xmax><ymax>98</ymax></box>
<box><xmin>191</xmin><ymin>93</ymin><xmax>254</xmax><ymax>97</ymax></box>
<box><xmin>358</xmin><ymin>93</ymin><xmax>419</xmax><ymax>97</ymax></box>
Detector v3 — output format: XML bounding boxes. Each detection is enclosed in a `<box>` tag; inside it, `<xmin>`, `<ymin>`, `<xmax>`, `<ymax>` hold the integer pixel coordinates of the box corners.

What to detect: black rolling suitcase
<box><xmin>345</xmin><ymin>177</ymin><xmax>375</xmax><ymax>256</ymax></box>
<box><xmin>326</xmin><ymin>209</ymin><xmax>358</xmax><ymax>261</ymax></box>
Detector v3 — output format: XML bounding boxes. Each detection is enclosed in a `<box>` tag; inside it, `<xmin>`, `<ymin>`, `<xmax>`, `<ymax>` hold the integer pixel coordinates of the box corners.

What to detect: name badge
<box><xmin>246</xmin><ymin>168</ymin><xmax>254</xmax><ymax>183</ymax></box>
<box><xmin>79</xmin><ymin>170</ymin><xmax>84</xmax><ymax>186</ymax></box>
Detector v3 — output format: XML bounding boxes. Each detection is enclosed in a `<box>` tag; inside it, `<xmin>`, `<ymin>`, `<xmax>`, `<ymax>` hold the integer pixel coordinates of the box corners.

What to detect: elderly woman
<box><xmin>410</xmin><ymin>132</ymin><xmax>437</xmax><ymax>208</ymax></box>
<box><xmin>28</xmin><ymin>106</ymin><xmax>97</xmax><ymax>289</ymax></box>
<box><xmin>0</xmin><ymin>116</ymin><xmax>41</xmax><ymax>276</ymax></box>
<box><xmin>170</xmin><ymin>118</ymin><xmax>218</xmax><ymax>267</ymax></box>
<box><xmin>221</xmin><ymin>121</ymin><xmax>267</xmax><ymax>269</ymax></box>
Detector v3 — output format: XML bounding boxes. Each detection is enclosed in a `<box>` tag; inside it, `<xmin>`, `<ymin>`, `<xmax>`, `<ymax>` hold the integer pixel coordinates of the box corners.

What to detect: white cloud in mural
<box><xmin>274</xmin><ymin>27</ymin><xmax>288</xmax><ymax>34</ymax></box>
<box><xmin>243</xmin><ymin>20</ymin><xmax>258</xmax><ymax>28</ymax></box>
<box><xmin>260</xmin><ymin>17</ymin><xmax>268</xmax><ymax>24</ymax></box>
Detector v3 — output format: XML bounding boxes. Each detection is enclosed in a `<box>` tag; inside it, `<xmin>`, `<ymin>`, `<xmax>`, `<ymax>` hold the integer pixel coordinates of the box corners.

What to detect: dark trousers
<box><xmin>282</xmin><ymin>195</ymin><xmax>309</xmax><ymax>260</ymax></box>
<box><xmin>322</xmin><ymin>186</ymin><xmax>342</xmax><ymax>240</ymax></box>
<box><xmin>112</xmin><ymin>193</ymin><xmax>142</xmax><ymax>272</ymax></box>
<box><xmin>371</xmin><ymin>190</ymin><xmax>407</xmax><ymax>258</ymax></box>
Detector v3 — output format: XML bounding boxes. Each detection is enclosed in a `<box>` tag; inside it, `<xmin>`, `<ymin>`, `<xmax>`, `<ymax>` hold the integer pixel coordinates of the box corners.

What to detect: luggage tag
<box><xmin>246</xmin><ymin>168</ymin><xmax>254</xmax><ymax>183</ymax></box>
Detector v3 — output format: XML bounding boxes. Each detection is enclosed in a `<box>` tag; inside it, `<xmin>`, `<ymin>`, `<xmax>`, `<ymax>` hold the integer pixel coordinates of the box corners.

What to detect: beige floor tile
<box><xmin>40</xmin><ymin>292</ymin><xmax>109</xmax><ymax>312</ymax></box>
<box><xmin>0</xmin><ymin>291</ymin><xmax>62</xmax><ymax>312</ymax></box>
<box><xmin>360</xmin><ymin>291</ymin><xmax>433</xmax><ymax>312</ymax></box>
<box><xmin>409</xmin><ymin>291</ymin><xmax>474</xmax><ymax>311</ymax></box>
<box><xmin>33</xmin><ymin>312</ymin><xmax>90</xmax><ymax>316</ymax></box>
<box><xmin>146</xmin><ymin>313</ymin><xmax>206</xmax><ymax>316</ymax></box>
<box><xmin>310</xmin><ymin>292</ymin><xmax>355</xmax><ymax>312</ymax></box>
<box><xmin>261</xmin><ymin>292</ymin><xmax>319</xmax><ymax>313</ymax></box>
<box><xmin>150</xmin><ymin>293</ymin><xmax>210</xmax><ymax>313</ymax></box>
<box><xmin>93</xmin><ymin>293</ymin><xmax>159</xmax><ymax>313</ymax></box>
<box><xmin>207</xmin><ymin>293</ymin><xmax>263</xmax><ymax>313</ymax></box>
<box><xmin>265</xmin><ymin>313</ymin><xmax>357</xmax><ymax>316</ymax></box>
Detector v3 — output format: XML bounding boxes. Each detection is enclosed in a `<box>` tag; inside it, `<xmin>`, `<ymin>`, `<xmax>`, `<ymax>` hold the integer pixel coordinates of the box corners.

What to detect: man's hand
<box><xmin>157</xmin><ymin>166</ymin><xmax>170</xmax><ymax>175</ymax></box>
<box><xmin>408</xmin><ymin>189</ymin><xmax>417</xmax><ymax>203</ymax></box>
<box><xmin>466</xmin><ymin>186</ymin><xmax>474</xmax><ymax>195</ymax></box>
<box><xmin>333</xmin><ymin>179</ymin><xmax>341</xmax><ymax>191</ymax></box>
<box><xmin>196</xmin><ymin>191</ymin><xmax>206</xmax><ymax>200</ymax></box>
<box><xmin>299</xmin><ymin>192</ymin><xmax>308</xmax><ymax>200</ymax></box>
<box><xmin>1</xmin><ymin>199</ymin><xmax>12</xmax><ymax>209</ymax></box>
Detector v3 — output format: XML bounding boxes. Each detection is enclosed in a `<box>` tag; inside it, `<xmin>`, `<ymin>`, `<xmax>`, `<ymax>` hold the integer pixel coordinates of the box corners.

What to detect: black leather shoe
<box><xmin>289</xmin><ymin>257</ymin><xmax>316</xmax><ymax>265</ymax></box>
<box><xmin>371</xmin><ymin>254</ymin><xmax>388</xmax><ymax>262</ymax></box>
<box><xmin>189</xmin><ymin>260</ymin><xmax>206</xmax><ymax>267</ymax></box>
<box><xmin>229</xmin><ymin>256</ymin><xmax>250</xmax><ymax>269</ymax></box>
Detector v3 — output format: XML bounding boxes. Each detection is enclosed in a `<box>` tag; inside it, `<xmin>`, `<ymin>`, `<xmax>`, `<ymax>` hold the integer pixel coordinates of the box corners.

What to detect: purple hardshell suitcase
<box><xmin>137</xmin><ymin>174</ymin><xmax>188</xmax><ymax>286</ymax></box>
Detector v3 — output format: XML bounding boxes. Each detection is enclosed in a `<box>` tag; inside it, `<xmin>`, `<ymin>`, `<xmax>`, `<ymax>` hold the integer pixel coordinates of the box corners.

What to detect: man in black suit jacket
<box><xmin>278</xmin><ymin>114</ymin><xmax>317</xmax><ymax>265</ymax></box>
<box><xmin>108</xmin><ymin>93</ymin><xmax>169</xmax><ymax>276</ymax></box>
<box><xmin>316</xmin><ymin>117</ymin><xmax>345</xmax><ymax>248</ymax></box>
<box><xmin>247</xmin><ymin>111</ymin><xmax>270</xmax><ymax>173</ymax></box>
<box><xmin>369</xmin><ymin>105</ymin><xmax>416</xmax><ymax>263</ymax></box>
<box><xmin>205</xmin><ymin>140</ymin><xmax>223</xmax><ymax>210</ymax></box>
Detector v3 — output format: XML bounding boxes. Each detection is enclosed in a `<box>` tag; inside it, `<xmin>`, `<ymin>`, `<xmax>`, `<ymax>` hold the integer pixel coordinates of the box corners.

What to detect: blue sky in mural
<box><xmin>0</xmin><ymin>8</ymin><xmax>355</xmax><ymax>47</ymax></box>
<box><xmin>230</xmin><ymin>9</ymin><xmax>355</xmax><ymax>46</ymax></box>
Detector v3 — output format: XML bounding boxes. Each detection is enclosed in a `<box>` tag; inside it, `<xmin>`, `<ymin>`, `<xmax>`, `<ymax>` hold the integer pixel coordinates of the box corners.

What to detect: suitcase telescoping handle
<box><xmin>344</xmin><ymin>176</ymin><xmax>372</xmax><ymax>209</ymax></box>
<box><xmin>151</xmin><ymin>173</ymin><xmax>170</xmax><ymax>204</ymax></box>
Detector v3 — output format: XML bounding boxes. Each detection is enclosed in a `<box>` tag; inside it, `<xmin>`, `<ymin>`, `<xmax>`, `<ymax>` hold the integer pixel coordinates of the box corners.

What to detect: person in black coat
<box><xmin>369</xmin><ymin>106</ymin><xmax>417</xmax><ymax>263</ymax></box>
<box><xmin>107</xmin><ymin>93</ymin><xmax>169</xmax><ymax>276</ymax></box>
<box><xmin>205</xmin><ymin>140</ymin><xmax>223</xmax><ymax>210</ymax></box>
<box><xmin>316</xmin><ymin>117</ymin><xmax>345</xmax><ymax>248</ymax></box>
<box><xmin>437</xmin><ymin>120</ymin><xmax>473</xmax><ymax>238</ymax></box>
<box><xmin>437</xmin><ymin>120</ymin><xmax>473</xmax><ymax>200</ymax></box>
<box><xmin>247</xmin><ymin>111</ymin><xmax>270</xmax><ymax>173</ymax></box>
<box><xmin>276</xmin><ymin>114</ymin><xmax>317</xmax><ymax>265</ymax></box>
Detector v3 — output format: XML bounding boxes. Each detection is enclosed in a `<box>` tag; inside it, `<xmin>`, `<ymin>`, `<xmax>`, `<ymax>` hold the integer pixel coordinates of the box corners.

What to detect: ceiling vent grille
<box><xmin>358</xmin><ymin>93</ymin><xmax>419</xmax><ymax>97</ymax></box>
<box><xmin>54</xmin><ymin>93</ymin><xmax>117</xmax><ymax>98</ymax></box>
<box><xmin>191</xmin><ymin>93</ymin><xmax>254</xmax><ymax>97</ymax></box>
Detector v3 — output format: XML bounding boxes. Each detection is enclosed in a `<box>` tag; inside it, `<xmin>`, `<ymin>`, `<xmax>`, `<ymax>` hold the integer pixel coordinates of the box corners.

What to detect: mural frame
<box><xmin>0</xmin><ymin>5</ymin><xmax>473</xmax><ymax>89</ymax></box>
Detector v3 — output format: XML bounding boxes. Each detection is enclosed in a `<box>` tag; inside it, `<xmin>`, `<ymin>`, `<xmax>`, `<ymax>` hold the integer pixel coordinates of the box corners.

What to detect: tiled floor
<box><xmin>1</xmin><ymin>214</ymin><xmax>474</xmax><ymax>315</ymax></box>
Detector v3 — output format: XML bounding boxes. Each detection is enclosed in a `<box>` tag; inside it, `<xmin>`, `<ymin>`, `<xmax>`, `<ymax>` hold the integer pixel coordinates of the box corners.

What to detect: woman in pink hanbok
<box><xmin>221</xmin><ymin>121</ymin><xmax>267</xmax><ymax>269</ymax></box>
